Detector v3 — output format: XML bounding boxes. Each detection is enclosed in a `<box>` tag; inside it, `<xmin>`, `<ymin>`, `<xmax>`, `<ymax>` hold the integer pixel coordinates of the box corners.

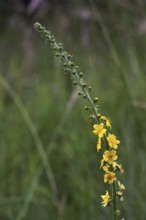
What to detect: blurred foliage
<box><xmin>0</xmin><ymin>1</ymin><xmax>146</xmax><ymax>220</ymax></box>
<box><xmin>0</xmin><ymin>0</ymin><xmax>146</xmax><ymax>34</ymax></box>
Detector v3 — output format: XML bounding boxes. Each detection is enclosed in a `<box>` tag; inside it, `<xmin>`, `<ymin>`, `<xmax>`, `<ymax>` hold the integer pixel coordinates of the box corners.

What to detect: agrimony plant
<box><xmin>34</xmin><ymin>22</ymin><xmax>125</xmax><ymax>220</ymax></box>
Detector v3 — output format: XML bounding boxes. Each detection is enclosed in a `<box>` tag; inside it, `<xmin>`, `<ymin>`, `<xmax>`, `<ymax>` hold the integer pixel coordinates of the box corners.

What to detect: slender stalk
<box><xmin>112</xmin><ymin>182</ymin><xmax>117</xmax><ymax>220</ymax></box>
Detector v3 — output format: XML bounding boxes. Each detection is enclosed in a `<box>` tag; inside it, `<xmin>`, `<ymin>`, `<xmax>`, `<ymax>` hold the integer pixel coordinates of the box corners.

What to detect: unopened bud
<box><xmin>34</xmin><ymin>22</ymin><xmax>41</xmax><ymax>30</ymax></box>
<box><xmin>58</xmin><ymin>43</ymin><xmax>63</xmax><ymax>47</ymax></box>
<box><xmin>77</xmin><ymin>91</ymin><xmax>82</xmax><ymax>96</ymax></box>
<box><xmin>94</xmin><ymin>97</ymin><xmax>99</xmax><ymax>103</ymax></box>
<box><xmin>84</xmin><ymin>106</ymin><xmax>89</xmax><ymax>111</ymax></box>
<box><xmin>79</xmin><ymin>72</ymin><xmax>83</xmax><ymax>77</ymax></box>
<box><xmin>50</xmin><ymin>36</ymin><xmax>55</xmax><ymax>42</ymax></box>
<box><xmin>67</xmin><ymin>54</ymin><xmax>72</xmax><ymax>59</ymax></box>
<box><xmin>63</xmin><ymin>63</ymin><xmax>67</xmax><ymax>67</ymax></box>
<box><xmin>70</xmin><ymin>62</ymin><xmax>74</xmax><ymax>67</ymax></box>
<box><xmin>64</xmin><ymin>68</ymin><xmax>69</xmax><ymax>73</ymax></box>
<box><xmin>82</xmin><ymin>83</ymin><xmax>87</xmax><ymax>88</ymax></box>
<box><xmin>90</xmin><ymin>115</ymin><xmax>94</xmax><ymax>119</ymax></box>
<box><xmin>116</xmin><ymin>210</ymin><xmax>120</xmax><ymax>215</ymax></box>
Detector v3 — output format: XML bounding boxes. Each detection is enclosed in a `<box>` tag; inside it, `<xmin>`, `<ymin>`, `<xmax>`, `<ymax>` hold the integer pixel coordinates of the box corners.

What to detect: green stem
<box><xmin>112</xmin><ymin>182</ymin><xmax>117</xmax><ymax>220</ymax></box>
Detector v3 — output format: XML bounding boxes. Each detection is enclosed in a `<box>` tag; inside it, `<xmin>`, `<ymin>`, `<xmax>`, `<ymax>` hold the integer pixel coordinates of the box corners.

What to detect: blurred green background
<box><xmin>0</xmin><ymin>0</ymin><xmax>146</xmax><ymax>219</ymax></box>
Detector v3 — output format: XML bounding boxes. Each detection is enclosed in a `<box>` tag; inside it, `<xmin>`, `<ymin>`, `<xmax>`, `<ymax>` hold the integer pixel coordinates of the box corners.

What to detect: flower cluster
<box><xmin>93</xmin><ymin>114</ymin><xmax>125</xmax><ymax>208</ymax></box>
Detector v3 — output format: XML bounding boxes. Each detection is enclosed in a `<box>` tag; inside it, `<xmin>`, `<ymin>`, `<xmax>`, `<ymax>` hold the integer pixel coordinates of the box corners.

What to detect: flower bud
<box><xmin>82</xmin><ymin>83</ymin><xmax>87</xmax><ymax>88</ymax></box>
<box><xmin>90</xmin><ymin>115</ymin><xmax>94</xmax><ymax>119</ymax></box>
<box><xmin>83</xmin><ymin>94</ymin><xmax>87</xmax><ymax>99</ymax></box>
<box><xmin>55</xmin><ymin>53</ymin><xmax>60</xmax><ymax>57</ymax></box>
<box><xmin>67</xmin><ymin>54</ymin><xmax>72</xmax><ymax>59</ymax></box>
<box><xmin>94</xmin><ymin>97</ymin><xmax>99</xmax><ymax>103</ymax></box>
<box><xmin>79</xmin><ymin>72</ymin><xmax>83</xmax><ymax>77</ymax></box>
<box><xmin>77</xmin><ymin>91</ymin><xmax>82</xmax><ymax>96</ymax></box>
<box><xmin>84</xmin><ymin>106</ymin><xmax>89</xmax><ymax>111</ymax></box>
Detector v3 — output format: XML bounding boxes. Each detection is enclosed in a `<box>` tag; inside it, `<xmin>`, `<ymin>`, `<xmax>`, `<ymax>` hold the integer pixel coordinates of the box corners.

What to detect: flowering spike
<box><xmin>34</xmin><ymin>22</ymin><xmax>125</xmax><ymax>220</ymax></box>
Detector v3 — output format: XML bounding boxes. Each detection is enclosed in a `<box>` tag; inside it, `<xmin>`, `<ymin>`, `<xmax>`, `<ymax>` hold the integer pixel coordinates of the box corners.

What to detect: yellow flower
<box><xmin>100</xmin><ymin>116</ymin><xmax>106</xmax><ymax>120</ymax></box>
<box><xmin>107</xmin><ymin>134</ymin><xmax>120</xmax><ymax>149</ymax></box>
<box><xmin>100</xmin><ymin>158</ymin><xmax>105</xmax><ymax>169</ymax></box>
<box><xmin>116</xmin><ymin>191</ymin><xmax>124</xmax><ymax>201</ymax></box>
<box><xmin>117</xmin><ymin>191</ymin><xmax>123</xmax><ymax>196</ymax></box>
<box><xmin>103</xmin><ymin>164</ymin><xmax>110</xmax><ymax>172</ymax></box>
<box><xmin>118</xmin><ymin>181</ymin><xmax>125</xmax><ymax>191</ymax></box>
<box><xmin>101</xmin><ymin>190</ymin><xmax>111</xmax><ymax>207</ymax></box>
<box><xmin>101</xmin><ymin>116</ymin><xmax>111</xmax><ymax>128</ymax></box>
<box><xmin>96</xmin><ymin>138</ymin><xmax>101</xmax><ymax>151</ymax></box>
<box><xmin>104</xmin><ymin>172</ymin><xmax>117</xmax><ymax>184</ymax></box>
<box><xmin>93</xmin><ymin>123</ymin><xmax>106</xmax><ymax>138</ymax></box>
<box><xmin>112</xmin><ymin>162</ymin><xmax>124</xmax><ymax>173</ymax></box>
<box><xmin>103</xmin><ymin>150</ymin><xmax>118</xmax><ymax>164</ymax></box>
<box><xmin>116</xmin><ymin>181</ymin><xmax>125</xmax><ymax>201</ymax></box>
<box><xmin>105</xmin><ymin>119</ymin><xmax>111</xmax><ymax>128</ymax></box>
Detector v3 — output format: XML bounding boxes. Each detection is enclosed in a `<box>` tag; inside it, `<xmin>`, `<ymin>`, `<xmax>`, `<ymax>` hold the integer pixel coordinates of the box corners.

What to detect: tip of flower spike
<box><xmin>34</xmin><ymin>22</ymin><xmax>42</xmax><ymax>30</ymax></box>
